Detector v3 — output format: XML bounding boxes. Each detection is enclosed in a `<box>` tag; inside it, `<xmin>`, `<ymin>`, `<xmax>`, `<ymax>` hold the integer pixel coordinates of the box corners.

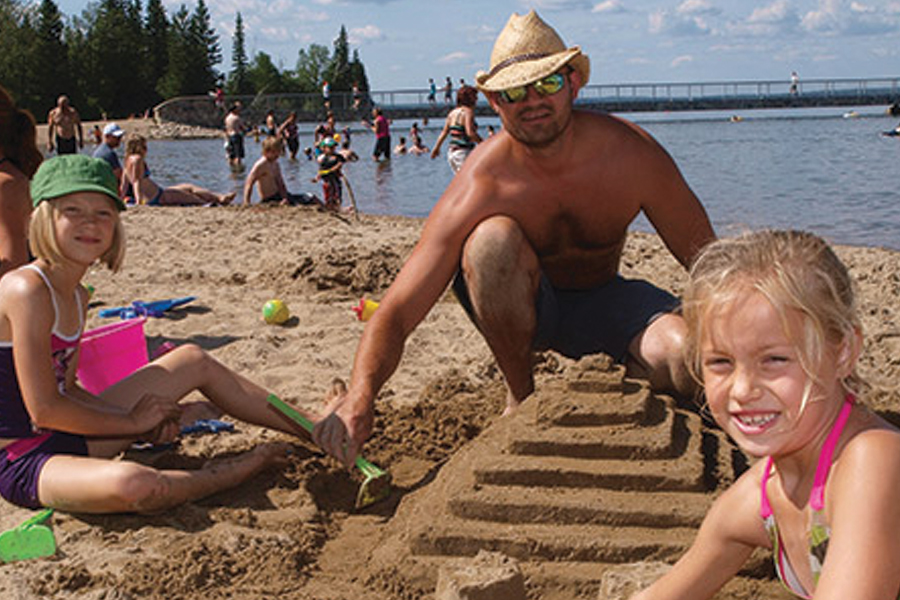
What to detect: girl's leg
<box><xmin>96</xmin><ymin>344</ymin><xmax>313</xmax><ymax>450</ymax></box>
<box><xmin>168</xmin><ymin>183</ymin><xmax>235</xmax><ymax>205</ymax></box>
<box><xmin>38</xmin><ymin>446</ymin><xmax>289</xmax><ymax>514</ymax></box>
<box><xmin>159</xmin><ymin>187</ymin><xmax>207</xmax><ymax>206</ymax></box>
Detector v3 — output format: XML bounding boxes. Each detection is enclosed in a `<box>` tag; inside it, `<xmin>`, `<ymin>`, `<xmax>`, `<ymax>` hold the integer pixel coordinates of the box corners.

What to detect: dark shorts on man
<box><xmin>56</xmin><ymin>136</ymin><xmax>78</xmax><ymax>155</ymax></box>
<box><xmin>373</xmin><ymin>136</ymin><xmax>391</xmax><ymax>160</ymax></box>
<box><xmin>0</xmin><ymin>431</ymin><xmax>89</xmax><ymax>509</ymax></box>
<box><xmin>453</xmin><ymin>273</ymin><xmax>679</xmax><ymax>362</ymax></box>
<box><xmin>226</xmin><ymin>134</ymin><xmax>245</xmax><ymax>160</ymax></box>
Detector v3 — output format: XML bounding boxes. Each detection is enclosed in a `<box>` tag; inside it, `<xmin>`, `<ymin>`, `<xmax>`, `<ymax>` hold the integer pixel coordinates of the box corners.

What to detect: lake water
<box><xmin>143</xmin><ymin>105</ymin><xmax>900</xmax><ymax>250</ymax></box>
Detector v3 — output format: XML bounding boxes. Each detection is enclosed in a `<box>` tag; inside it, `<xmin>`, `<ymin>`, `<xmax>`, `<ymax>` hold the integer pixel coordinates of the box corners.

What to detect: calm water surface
<box><xmin>143</xmin><ymin>106</ymin><xmax>900</xmax><ymax>250</ymax></box>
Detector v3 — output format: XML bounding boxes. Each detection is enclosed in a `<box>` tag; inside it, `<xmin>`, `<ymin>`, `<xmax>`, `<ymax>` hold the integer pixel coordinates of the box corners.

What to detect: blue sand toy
<box><xmin>130</xmin><ymin>419</ymin><xmax>235</xmax><ymax>452</ymax></box>
<box><xmin>99</xmin><ymin>296</ymin><xmax>197</xmax><ymax>319</ymax></box>
<box><xmin>180</xmin><ymin>419</ymin><xmax>235</xmax><ymax>435</ymax></box>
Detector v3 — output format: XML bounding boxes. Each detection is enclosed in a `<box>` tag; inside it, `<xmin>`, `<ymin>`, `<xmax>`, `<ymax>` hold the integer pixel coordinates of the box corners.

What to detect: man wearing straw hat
<box><xmin>313</xmin><ymin>11</ymin><xmax>715</xmax><ymax>465</ymax></box>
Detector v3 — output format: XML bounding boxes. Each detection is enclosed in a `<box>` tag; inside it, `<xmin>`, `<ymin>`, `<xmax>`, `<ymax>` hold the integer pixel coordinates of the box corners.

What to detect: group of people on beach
<box><xmin>1</xmin><ymin>9</ymin><xmax>899</xmax><ymax>600</ymax></box>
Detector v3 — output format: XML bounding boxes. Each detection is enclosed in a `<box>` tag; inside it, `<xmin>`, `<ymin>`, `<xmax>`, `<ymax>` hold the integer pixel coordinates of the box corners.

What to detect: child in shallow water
<box><xmin>0</xmin><ymin>155</ymin><xmax>312</xmax><ymax>514</ymax></box>
<box><xmin>633</xmin><ymin>230</ymin><xmax>900</xmax><ymax>600</ymax></box>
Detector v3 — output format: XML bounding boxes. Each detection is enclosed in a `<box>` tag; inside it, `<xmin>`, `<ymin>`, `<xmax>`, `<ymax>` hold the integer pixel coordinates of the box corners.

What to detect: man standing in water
<box><xmin>224</xmin><ymin>102</ymin><xmax>246</xmax><ymax>168</ymax></box>
<box><xmin>313</xmin><ymin>11</ymin><xmax>715</xmax><ymax>464</ymax></box>
<box><xmin>46</xmin><ymin>95</ymin><xmax>83</xmax><ymax>155</ymax></box>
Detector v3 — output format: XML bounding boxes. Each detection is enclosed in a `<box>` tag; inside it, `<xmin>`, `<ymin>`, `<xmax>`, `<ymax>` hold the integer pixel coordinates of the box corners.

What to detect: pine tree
<box><xmin>188</xmin><ymin>0</ymin><xmax>220</xmax><ymax>93</ymax></box>
<box><xmin>349</xmin><ymin>49</ymin><xmax>370</xmax><ymax>95</ymax></box>
<box><xmin>0</xmin><ymin>0</ymin><xmax>40</xmax><ymax>114</ymax></box>
<box><xmin>33</xmin><ymin>0</ymin><xmax>70</xmax><ymax>107</ymax></box>
<box><xmin>144</xmin><ymin>0</ymin><xmax>168</xmax><ymax>101</ymax></box>
<box><xmin>156</xmin><ymin>4</ymin><xmax>191</xmax><ymax>98</ymax></box>
<box><xmin>227</xmin><ymin>12</ymin><xmax>251</xmax><ymax>95</ymax></box>
<box><xmin>326</xmin><ymin>25</ymin><xmax>351</xmax><ymax>91</ymax></box>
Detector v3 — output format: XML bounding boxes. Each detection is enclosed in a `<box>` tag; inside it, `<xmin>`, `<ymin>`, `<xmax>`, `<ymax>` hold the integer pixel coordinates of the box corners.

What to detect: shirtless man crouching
<box><xmin>312</xmin><ymin>11</ymin><xmax>716</xmax><ymax>465</ymax></box>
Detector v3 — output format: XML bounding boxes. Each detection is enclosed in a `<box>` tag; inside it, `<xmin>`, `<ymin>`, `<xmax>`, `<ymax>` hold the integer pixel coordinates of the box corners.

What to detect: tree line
<box><xmin>0</xmin><ymin>0</ymin><xmax>371</xmax><ymax>121</ymax></box>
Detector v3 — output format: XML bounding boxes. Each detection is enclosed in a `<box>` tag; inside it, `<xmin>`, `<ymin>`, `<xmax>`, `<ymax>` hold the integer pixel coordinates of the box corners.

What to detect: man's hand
<box><xmin>311</xmin><ymin>379</ymin><xmax>373</xmax><ymax>467</ymax></box>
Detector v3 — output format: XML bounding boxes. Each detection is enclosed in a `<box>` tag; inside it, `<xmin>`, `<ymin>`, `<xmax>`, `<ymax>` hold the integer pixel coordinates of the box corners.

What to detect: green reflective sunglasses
<box><xmin>499</xmin><ymin>73</ymin><xmax>567</xmax><ymax>104</ymax></box>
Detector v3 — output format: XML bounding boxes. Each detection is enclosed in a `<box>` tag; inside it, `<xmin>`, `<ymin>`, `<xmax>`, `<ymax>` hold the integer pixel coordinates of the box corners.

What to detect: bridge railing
<box><xmin>154</xmin><ymin>77</ymin><xmax>900</xmax><ymax>126</ymax></box>
<box><xmin>575</xmin><ymin>77</ymin><xmax>900</xmax><ymax>102</ymax></box>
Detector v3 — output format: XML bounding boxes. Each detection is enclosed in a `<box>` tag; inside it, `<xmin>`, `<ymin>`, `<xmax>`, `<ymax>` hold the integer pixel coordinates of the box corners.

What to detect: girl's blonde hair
<box><xmin>28</xmin><ymin>199</ymin><xmax>126</xmax><ymax>272</ymax></box>
<box><xmin>125</xmin><ymin>134</ymin><xmax>147</xmax><ymax>156</ymax></box>
<box><xmin>683</xmin><ymin>230</ymin><xmax>864</xmax><ymax>403</ymax></box>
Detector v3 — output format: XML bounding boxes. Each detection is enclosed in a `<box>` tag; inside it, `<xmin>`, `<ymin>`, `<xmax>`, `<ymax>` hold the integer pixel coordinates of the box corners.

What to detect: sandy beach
<box><xmin>37</xmin><ymin>117</ymin><xmax>223</xmax><ymax>144</ymax></box>
<box><xmin>0</xmin><ymin>201</ymin><xmax>898</xmax><ymax>599</ymax></box>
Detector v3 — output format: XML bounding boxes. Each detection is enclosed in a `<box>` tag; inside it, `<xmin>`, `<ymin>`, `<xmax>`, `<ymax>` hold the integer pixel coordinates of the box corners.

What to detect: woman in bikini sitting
<box><xmin>121</xmin><ymin>135</ymin><xmax>235</xmax><ymax>206</ymax></box>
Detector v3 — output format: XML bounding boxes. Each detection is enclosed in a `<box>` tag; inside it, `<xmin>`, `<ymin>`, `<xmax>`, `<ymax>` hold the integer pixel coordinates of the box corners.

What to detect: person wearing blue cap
<box><xmin>92</xmin><ymin>122</ymin><xmax>126</xmax><ymax>185</ymax></box>
<box><xmin>0</xmin><ymin>155</ymin><xmax>315</xmax><ymax>514</ymax></box>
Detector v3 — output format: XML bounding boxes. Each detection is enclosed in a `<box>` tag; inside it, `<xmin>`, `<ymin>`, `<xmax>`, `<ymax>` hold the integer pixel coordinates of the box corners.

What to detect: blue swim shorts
<box><xmin>0</xmin><ymin>431</ymin><xmax>89</xmax><ymax>509</ymax></box>
<box><xmin>453</xmin><ymin>272</ymin><xmax>679</xmax><ymax>363</ymax></box>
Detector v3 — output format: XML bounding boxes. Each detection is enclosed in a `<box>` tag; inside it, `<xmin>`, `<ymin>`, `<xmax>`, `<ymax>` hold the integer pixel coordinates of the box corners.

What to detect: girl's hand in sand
<box><xmin>129</xmin><ymin>393</ymin><xmax>182</xmax><ymax>436</ymax></box>
<box><xmin>312</xmin><ymin>379</ymin><xmax>371</xmax><ymax>467</ymax></box>
<box><xmin>144</xmin><ymin>419</ymin><xmax>180</xmax><ymax>445</ymax></box>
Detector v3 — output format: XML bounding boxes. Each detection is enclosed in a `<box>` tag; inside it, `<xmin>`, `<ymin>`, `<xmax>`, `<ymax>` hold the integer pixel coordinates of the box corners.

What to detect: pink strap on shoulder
<box><xmin>809</xmin><ymin>395</ymin><xmax>854</xmax><ymax>511</ymax></box>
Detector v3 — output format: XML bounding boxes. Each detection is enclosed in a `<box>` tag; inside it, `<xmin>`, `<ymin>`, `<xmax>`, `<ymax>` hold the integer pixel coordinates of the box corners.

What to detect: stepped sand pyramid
<box><xmin>367</xmin><ymin>357</ymin><xmax>787</xmax><ymax>599</ymax></box>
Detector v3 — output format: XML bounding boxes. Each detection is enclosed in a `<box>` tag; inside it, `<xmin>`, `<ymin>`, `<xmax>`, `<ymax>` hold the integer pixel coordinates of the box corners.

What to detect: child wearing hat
<box><xmin>0</xmin><ymin>155</ymin><xmax>313</xmax><ymax>514</ymax></box>
<box><xmin>312</xmin><ymin>137</ymin><xmax>346</xmax><ymax>212</ymax></box>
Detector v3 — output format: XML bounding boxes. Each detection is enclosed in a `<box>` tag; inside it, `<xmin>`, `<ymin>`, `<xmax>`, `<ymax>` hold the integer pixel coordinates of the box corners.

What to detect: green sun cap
<box><xmin>30</xmin><ymin>155</ymin><xmax>125</xmax><ymax>211</ymax></box>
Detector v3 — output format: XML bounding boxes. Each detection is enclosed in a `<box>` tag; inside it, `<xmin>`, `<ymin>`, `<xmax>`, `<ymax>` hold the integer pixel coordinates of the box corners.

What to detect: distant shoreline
<box><xmin>37</xmin><ymin>117</ymin><xmax>223</xmax><ymax>143</ymax></box>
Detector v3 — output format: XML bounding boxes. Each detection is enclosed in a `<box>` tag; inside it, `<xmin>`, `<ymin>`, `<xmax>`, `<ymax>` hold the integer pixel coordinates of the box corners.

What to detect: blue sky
<box><xmin>55</xmin><ymin>0</ymin><xmax>900</xmax><ymax>90</ymax></box>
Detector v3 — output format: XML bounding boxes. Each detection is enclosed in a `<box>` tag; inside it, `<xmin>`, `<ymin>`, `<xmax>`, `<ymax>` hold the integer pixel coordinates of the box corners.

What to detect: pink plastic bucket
<box><xmin>77</xmin><ymin>318</ymin><xmax>148</xmax><ymax>394</ymax></box>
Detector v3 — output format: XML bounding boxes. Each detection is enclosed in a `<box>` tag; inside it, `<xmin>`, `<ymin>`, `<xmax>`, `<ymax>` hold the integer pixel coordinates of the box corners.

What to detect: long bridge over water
<box><xmin>156</xmin><ymin>76</ymin><xmax>900</xmax><ymax>127</ymax></box>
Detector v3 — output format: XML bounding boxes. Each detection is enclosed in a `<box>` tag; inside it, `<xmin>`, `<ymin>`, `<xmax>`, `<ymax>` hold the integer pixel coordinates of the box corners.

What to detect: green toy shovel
<box><xmin>0</xmin><ymin>508</ymin><xmax>56</xmax><ymax>563</ymax></box>
<box><xmin>266</xmin><ymin>394</ymin><xmax>392</xmax><ymax>509</ymax></box>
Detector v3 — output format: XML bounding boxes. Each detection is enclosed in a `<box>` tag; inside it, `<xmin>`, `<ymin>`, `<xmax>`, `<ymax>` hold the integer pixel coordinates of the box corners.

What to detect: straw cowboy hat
<box><xmin>476</xmin><ymin>11</ymin><xmax>591</xmax><ymax>93</ymax></box>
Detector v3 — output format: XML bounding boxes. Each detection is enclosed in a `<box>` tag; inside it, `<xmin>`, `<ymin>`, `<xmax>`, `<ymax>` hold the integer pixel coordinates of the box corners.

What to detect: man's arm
<box><xmin>242</xmin><ymin>162</ymin><xmax>260</xmax><ymax>205</ymax></box>
<box><xmin>75</xmin><ymin>110</ymin><xmax>83</xmax><ymax>148</ymax></box>
<box><xmin>313</xmin><ymin>175</ymin><xmax>492</xmax><ymax>464</ymax></box>
<box><xmin>633</xmin><ymin>134</ymin><xmax>715</xmax><ymax>268</ymax></box>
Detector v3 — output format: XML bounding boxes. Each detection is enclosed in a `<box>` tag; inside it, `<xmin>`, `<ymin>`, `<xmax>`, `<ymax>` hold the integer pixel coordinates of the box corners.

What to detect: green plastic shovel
<box><xmin>266</xmin><ymin>394</ymin><xmax>392</xmax><ymax>509</ymax></box>
<box><xmin>0</xmin><ymin>508</ymin><xmax>56</xmax><ymax>563</ymax></box>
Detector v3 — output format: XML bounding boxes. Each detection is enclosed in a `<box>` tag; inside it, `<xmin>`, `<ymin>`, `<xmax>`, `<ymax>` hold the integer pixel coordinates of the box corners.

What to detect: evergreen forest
<box><xmin>0</xmin><ymin>0</ymin><xmax>371</xmax><ymax>120</ymax></box>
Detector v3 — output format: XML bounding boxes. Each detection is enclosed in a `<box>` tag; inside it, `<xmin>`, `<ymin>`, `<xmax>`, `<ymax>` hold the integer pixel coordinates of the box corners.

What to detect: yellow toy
<box><xmin>352</xmin><ymin>298</ymin><xmax>379</xmax><ymax>321</ymax></box>
<box><xmin>262</xmin><ymin>299</ymin><xmax>290</xmax><ymax>325</ymax></box>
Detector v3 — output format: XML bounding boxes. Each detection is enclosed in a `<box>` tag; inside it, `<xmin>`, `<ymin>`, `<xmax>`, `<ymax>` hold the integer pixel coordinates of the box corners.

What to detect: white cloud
<box><xmin>592</xmin><ymin>0</ymin><xmax>626</xmax><ymax>14</ymax></box>
<box><xmin>436</xmin><ymin>51</ymin><xmax>471</xmax><ymax>64</ymax></box>
<box><xmin>726</xmin><ymin>0</ymin><xmax>799</xmax><ymax>36</ymax></box>
<box><xmin>349</xmin><ymin>25</ymin><xmax>385</xmax><ymax>44</ymax></box>
<box><xmin>463</xmin><ymin>24</ymin><xmax>497</xmax><ymax>43</ymax></box>
<box><xmin>801</xmin><ymin>0</ymin><xmax>842</xmax><ymax>32</ymax></box>
<box><xmin>528</xmin><ymin>0</ymin><xmax>593</xmax><ymax>10</ymax></box>
<box><xmin>648</xmin><ymin>9</ymin><xmax>712</xmax><ymax>36</ymax></box>
<box><xmin>801</xmin><ymin>0</ymin><xmax>899</xmax><ymax>35</ymax></box>
<box><xmin>677</xmin><ymin>0</ymin><xmax>720</xmax><ymax>16</ymax></box>
<box><xmin>671</xmin><ymin>55</ymin><xmax>694</xmax><ymax>67</ymax></box>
